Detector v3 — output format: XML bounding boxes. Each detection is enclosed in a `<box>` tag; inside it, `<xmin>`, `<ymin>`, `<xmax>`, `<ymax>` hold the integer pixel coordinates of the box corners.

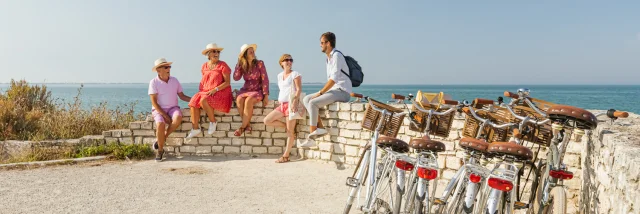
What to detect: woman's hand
<box><xmin>291</xmin><ymin>98</ymin><xmax>299</xmax><ymax>113</ymax></box>
<box><xmin>263</xmin><ymin>96</ymin><xmax>269</xmax><ymax>106</ymax></box>
<box><xmin>207</xmin><ymin>89</ymin><xmax>217</xmax><ymax>96</ymax></box>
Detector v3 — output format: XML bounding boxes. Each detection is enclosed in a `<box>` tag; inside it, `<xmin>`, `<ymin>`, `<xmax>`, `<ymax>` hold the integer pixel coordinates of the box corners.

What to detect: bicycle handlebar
<box><xmin>462</xmin><ymin>106</ymin><xmax>516</xmax><ymax>129</ymax></box>
<box><xmin>473</xmin><ymin>98</ymin><xmax>495</xmax><ymax>105</ymax></box>
<box><xmin>504</xmin><ymin>91</ymin><xmax>519</xmax><ymax>99</ymax></box>
<box><xmin>499</xmin><ymin>103</ymin><xmax>550</xmax><ymax>125</ymax></box>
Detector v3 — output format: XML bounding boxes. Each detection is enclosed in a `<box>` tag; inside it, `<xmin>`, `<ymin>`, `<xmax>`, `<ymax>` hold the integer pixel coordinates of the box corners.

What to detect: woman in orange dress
<box><xmin>186</xmin><ymin>43</ymin><xmax>233</xmax><ymax>138</ymax></box>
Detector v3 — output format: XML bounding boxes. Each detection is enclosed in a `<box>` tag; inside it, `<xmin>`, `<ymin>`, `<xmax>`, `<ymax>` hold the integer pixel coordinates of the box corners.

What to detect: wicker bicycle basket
<box><xmin>408</xmin><ymin>103</ymin><xmax>455</xmax><ymax>138</ymax></box>
<box><xmin>361</xmin><ymin>98</ymin><xmax>406</xmax><ymax>138</ymax></box>
<box><xmin>493</xmin><ymin>97</ymin><xmax>556</xmax><ymax>147</ymax></box>
<box><xmin>461</xmin><ymin>102</ymin><xmax>512</xmax><ymax>142</ymax></box>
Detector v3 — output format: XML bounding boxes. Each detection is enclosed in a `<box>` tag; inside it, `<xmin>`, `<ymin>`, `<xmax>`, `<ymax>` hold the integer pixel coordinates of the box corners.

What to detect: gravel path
<box><xmin>0</xmin><ymin>155</ymin><xmax>353</xmax><ymax>214</ymax></box>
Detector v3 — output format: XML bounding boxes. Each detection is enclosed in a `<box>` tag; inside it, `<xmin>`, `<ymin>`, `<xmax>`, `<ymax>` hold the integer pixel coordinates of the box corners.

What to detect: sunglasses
<box><xmin>162</xmin><ymin>66</ymin><xmax>172</xmax><ymax>69</ymax></box>
<box><xmin>209</xmin><ymin>50</ymin><xmax>221</xmax><ymax>54</ymax></box>
<box><xmin>282</xmin><ymin>59</ymin><xmax>294</xmax><ymax>62</ymax></box>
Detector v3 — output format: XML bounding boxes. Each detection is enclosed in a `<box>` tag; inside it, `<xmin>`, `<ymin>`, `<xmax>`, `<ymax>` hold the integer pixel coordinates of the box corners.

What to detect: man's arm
<box><xmin>178</xmin><ymin>92</ymin><xmax>191</xmax><ymax>102</ymax></box>
<box><xmin>150</xmin><ymin>94</ymin><xmax>167</xmax><ymax>116</ymax></box>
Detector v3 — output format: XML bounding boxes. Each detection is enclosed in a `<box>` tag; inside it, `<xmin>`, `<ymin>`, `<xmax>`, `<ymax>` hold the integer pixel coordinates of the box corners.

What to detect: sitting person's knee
<box><xmin>263</xmin><ymin>117</ymin><xmax>270</xmax><ymax>124</ymax></box>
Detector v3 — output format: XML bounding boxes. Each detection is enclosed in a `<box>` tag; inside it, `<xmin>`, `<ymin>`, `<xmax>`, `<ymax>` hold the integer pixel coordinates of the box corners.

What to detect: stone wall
<box><xmin>1</xmin><ymin>100</ymin><xmax>637</xmax><ymax>213</ymax></box>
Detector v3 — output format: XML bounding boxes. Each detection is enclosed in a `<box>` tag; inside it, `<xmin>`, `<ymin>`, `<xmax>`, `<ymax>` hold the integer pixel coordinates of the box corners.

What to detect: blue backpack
<box><xmin>334</xmin><ymin>50</ymin><xmax>363</xmax><ymax>87</ymax></box>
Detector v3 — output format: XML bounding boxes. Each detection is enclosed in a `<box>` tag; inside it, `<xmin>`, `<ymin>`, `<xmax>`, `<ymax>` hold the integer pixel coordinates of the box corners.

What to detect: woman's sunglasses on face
<box><xmin>282</xmin><ymin>59</ymin><xmax>293</xmax><ymax>62</ymax></box>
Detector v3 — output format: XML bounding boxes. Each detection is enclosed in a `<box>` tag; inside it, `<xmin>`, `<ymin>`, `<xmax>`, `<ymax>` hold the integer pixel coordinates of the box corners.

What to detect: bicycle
<box><xmin>343</xmin><ymin>93</ymin><xmax>412</xmax><ymax>214</ymax></box>
<box><xmin>388</xmin><ymin>93</ymin><xmax>462</xmax><ymax>214</ymax></box>
<box><xmin>496</xmin><ymin>90</ymin><xmax>630</xmax><ymax>214</ymax></box>
<box><xmin>432</xmin><ymin>98</ymin><xmax>518</xmax><ymax>214</ymax></box>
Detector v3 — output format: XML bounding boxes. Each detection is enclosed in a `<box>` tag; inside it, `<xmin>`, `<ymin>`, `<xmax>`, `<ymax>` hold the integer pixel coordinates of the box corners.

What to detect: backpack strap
<box><xmin>331</xmin><ymin>50</ymin><xmax>351</xmax><ymax>78</ymax></box>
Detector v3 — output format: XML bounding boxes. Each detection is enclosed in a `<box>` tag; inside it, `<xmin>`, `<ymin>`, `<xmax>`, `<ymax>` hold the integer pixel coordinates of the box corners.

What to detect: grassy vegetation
<box><xmin>0</xmin><ymin>79</ymin><xmax>145</xmax><ymax>141</ymax></box>
<box><xmin>0</xmin><ymin>142</ymin><xmax>154</xmax><ymax>164</ymax></box>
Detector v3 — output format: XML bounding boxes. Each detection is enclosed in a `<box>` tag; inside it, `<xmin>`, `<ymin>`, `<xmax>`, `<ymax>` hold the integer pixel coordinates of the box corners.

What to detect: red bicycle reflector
<box><xmin>469</xmin><ymin>173</ymin><xmax>482</xmax><ymax>183</ymax></box>
<box><xmin>395</xmin><ymin>160</ymin><xmax>414</xmax><ymax>171</ymax></box>
<box><xmin>549</xmin><ymin>170</ymin><xmax>574</xmax><ymax>180</ymax></box>
<box><xmin>417</xmin><ymin>167</ymin><xmax>438</xmax><ymax>180</ymax></box>
<box><xmin>488</xmin><ymin>178</ymin><xmax>513</xmax><ymax>192</ymax></box>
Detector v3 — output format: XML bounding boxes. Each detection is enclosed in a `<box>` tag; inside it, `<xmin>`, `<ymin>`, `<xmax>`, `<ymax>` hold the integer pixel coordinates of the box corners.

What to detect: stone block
<box><xmin>251</xmin><ymin>116</ymin><xmax>266</xmax><ymax>123</ymax></box>
<box><xmin>272</xmin><ymin>133</ymin><xmax>288</xmax><ymax>139</ymax></box>
<box><xmin>241</xmin><ymin>145</ymin><xmax>252</xmax><ymax>154</ymax></box>
<box><xmin>266</xmin><ymin>126</ymin><xmax>275</xmax><ymax>132</ymax></box>
<box><xmin>232</xmin><ymin>116</ymin><xmax>242</xmax><ymax>122</ymax></box>
<box><xmin>196</xmin><ymin>146</ymin><xmax>211</xmax><ymax>154</ymax></box>
<box><xmin>346</xmin><ymin>156</ymin><xmax>359</xmax><ymax>165</ymax></box>
<box><xmin>338</xmin><ymin>112</ymin><xmax>351</xmax><ymax>120</ymax></box>
<box><xmin>180</xmin><ymin>123</ymin><xmax>192</xmax><ymax>131</ymax></box>
<box><xmin>345</xmin><ymin>146</ymin><xmax>360</xmax><ymax>157</ymax></box>
<box><xmin>333</xmin><ymin>143</ymin><xmax>345</xmax><ymax>154</ymax></box>
<box><xmin>231</xmin><ymin>123</ymin><xmax>243</xmax><ymax>130</ymax></box>
<box><xmin>245</xmin><ymin>138</ymin><xmax>262</xmax><ymax>146</ymax></box>
<box><xmin>199</xmin><ymin>138</ymin><xmax>217</xmax><ymax>145</ymax></box>
<box><xmin>165</xmin><ymin>138</ymin><xmax>183</xmax><ymax>146</ymax></box>
<box><xmin>268</xmin><ymin>146</ymin><xmax>283</xmax><ymax>154</ymax></box>
<box><xmin>217</xmin><ymin>123</ymin><xmax>231</xmax><ymax>131</ymax></box>
<box><xmin>163</xmin><ymin>146</ymin><xmax>174</xmax><ymax>152</ymax></box>
<box><xmin>120</xmin><ymin>137</ymin><xmax>134</xmax><ymax>145</ymax></box>
<box><xmin>321</xmin><ymin>152</ymin><xmax>332</xmax><ymax>160</ymax></box>
<box><xmin>218</xmin><ymin>138</ymin><xmax>232</xmax><ymax>145</ymax></box>
<box><xmin>274</xmin><ymin>139</ymin><xmax>286</xmax><ymax>146</ymax></box>
<box><xmin>133</xmin><ymin>130</ymin><xmax>155</xmax><ymax>137</ymax></box>
<box><xmin>180</xmin><ymin>146</ymin><xmax>196</xmax><ymax>153</ymax></box>
<box><xmin>340</xmin><ymin>103</ymin><xmax>351</xmax><ymax>111</ymax></box>
<box><xmin>319</xmin><ymin>143</ymin><xmax>333</xmax><ymax>152</ymax></box>
<box><xmin>261</xmin><ymin>132</ymin><xmax>272</xmax><ymax>138</ymax></box>
<box><xmin>446</xmin><ymin>156</ymin><xmax>463</xmax><ymax>170</ymax></box>
<box><xmin>328</xmin><ymin>104</ymin><xmax>339</xmax><ymax>111</ymax></box>
<box><xmin>224</xmin><ymin>146</ymin><xmax>240</xmax><ymax>153</ymax></box>
<box><xmin>263</xmin><ymin>139</ymin><xmax>273</xmax><ymax>146</ymax></box>
<box><xmin>184</xmin><ymin>137</ymin><xmax>198</xmax><ymax>145</ymax></box>
<box><xmin>275</xmin><ymin>127</ymin><xmax>286</xmax><ymax>133</ymax></box>
<box><xmin>129</xmin><ymin>122</ymin><xmax>142</xmax><ymax>130</ymax></box>
<box><xmin>212</xmin><ymin>146</ymin><xmax>224</xmax><ymax>153</ymax></box>
<box><xmin>232</xmin><ymin>138</ymin><xmax>245</xmax><ymax>146</ymax></box>
<box><xmin>253</xmin><ymin>147</ymin><xmax>267</xmax><ymax>154</ymax></box>
<box><xmin>140</xmin><ymin>121</ymin><xmax>153</xmax><ymax>130</ymax></box>
<box><xmin>102</xmin><ymin>131</ymin><xmax>112</xmax><ymax>137</ymax></box>
<box><xmin>351</xmin><ymin>103</ymin><xmax>365</xmax><ymax>112</ymax></box>
<box><xmin>80</xmin><ymin>135</ymin><xmax>106</xmax><ymax>146</ymax></box>
<box><xmin>253</xmin><ymin>124</ymin><xmax>266</xmax><ymax>131</ymax></box>
<box><xmin>244</xmin><ymin>131</ymin><xmax>261</xmax><ymax>138</ymax></box>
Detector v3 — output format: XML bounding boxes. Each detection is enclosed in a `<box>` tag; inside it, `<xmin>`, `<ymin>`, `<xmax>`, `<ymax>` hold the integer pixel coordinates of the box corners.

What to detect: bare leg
<box><xmin>156</xmin><ymin>122</ymin><xmax>166</xmax><ymax>150</ymax></box>
<box><xmin>190</xmin><ymin>107</ymin><xmax>201</xmax><ymax>129</ymax></box>
<box><xmin>165</xmin><ymin>114</ymin><xmax>182</xmax><ymax>139</ymax></box>
<box><xmin>284</xmin><ymin>118</ymin><xmax>297</xmax><ymax>157</ymax></box>
<box><xmin>236</xmin><ymin>96</ymin><xmax>247</xmax><ymax>122</ymax></box>
<box><xmin>241</xmin><ymin>96</ymin><xmax>259</xmax><ymax>129</ymax></box>
<box><xmin>200</xmin><ymin>97</ymin><xmax>216</xmax><ymax>122</ymax></box>
<box><xmin>263</xmin><ymin>109</ymin><xmax>286</xmax><ymax>128</ymax></box>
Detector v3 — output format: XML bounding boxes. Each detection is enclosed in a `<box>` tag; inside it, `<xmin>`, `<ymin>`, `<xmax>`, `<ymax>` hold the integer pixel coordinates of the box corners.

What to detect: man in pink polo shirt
<box><xmin>149</xmin><ymin>58</ymin><xmax>191</xmax><ymax>162</ymax></box>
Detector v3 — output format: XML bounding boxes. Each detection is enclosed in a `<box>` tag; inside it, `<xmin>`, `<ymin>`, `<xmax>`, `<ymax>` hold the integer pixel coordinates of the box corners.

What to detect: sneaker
<box><xmin>155</xmin><ymin>150</ymin><xmax>164</xmax><ymax>162</ymax></box>
<box><xmin>307</xmin><ymin>128</ymin><xmax>328</xmax><ymax>140</ymax></box>
<box><xmin>298</xmin><ymin>139</ymin><xmax>317</xmax><ymax>148</ymax></box>
<box><xmin>186</xmin><ymin>129</ymin><xmax>201</xmax><ymax>139</ymax></box>
<box><xmin>152</xmin><ymin>141</ymin><xmax>158</xmax><ymax>150</ymax></box>
<box><xmin>208</xmin><ymin>122</ymin><xmax>217</xmax><ymax>135</ymax></box>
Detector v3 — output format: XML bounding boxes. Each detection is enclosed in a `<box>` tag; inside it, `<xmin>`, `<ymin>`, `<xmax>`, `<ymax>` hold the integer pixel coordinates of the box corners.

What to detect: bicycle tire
<box><xmin>343</xmin><ymin>147</ymin><xmax>372</xmax><ymax>214</ymax></box>
<box><xmin>531</xmin><ymin>164</ymin><xmax>567</xmax><ymax>214</ymax></box>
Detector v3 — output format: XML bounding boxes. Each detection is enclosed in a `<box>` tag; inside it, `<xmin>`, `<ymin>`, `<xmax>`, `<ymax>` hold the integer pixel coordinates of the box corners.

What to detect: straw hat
<box><xmin>202</xmin><ymin>43</ymin><xmax>224</xmax><ymax>55</ymax></box>
<box><xmin>238</xmin><ymin>44</ymin><xmax>257</xmax><ymax>58</ymax></box>
<box><xmin>152</xmin><ymin>58</ymin><xmax>173</xmax><ymax>72</ymax></box>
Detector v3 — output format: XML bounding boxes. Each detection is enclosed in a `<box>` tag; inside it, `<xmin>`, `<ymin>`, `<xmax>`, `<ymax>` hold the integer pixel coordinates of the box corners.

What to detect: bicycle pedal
<box><xmin>434</xmin><ymin>198</ymin><xmax>446</xmax><ymax>205</ymax></box>
<box><xmin>346</xmin><ymin>177</ymin><xmax>359</xmax><ymax>187</ymax></box>
<box><xmin>514</xmin><ymin>201</ymin><xmax>528</xmax><ymax>209</ymax></box>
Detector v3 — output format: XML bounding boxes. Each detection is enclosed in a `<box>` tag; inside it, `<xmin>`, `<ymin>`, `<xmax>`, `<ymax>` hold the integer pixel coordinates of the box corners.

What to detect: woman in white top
<box><xmin>263</xmin><ymin>54</ymin><xmax>302</xmax><ymax>163</ymax></box>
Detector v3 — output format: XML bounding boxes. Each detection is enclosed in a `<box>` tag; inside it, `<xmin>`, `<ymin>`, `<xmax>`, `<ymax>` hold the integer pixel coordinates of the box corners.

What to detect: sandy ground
<box><xmin>0</xmin><ymin>155</ymin><xmax>353</xmax><ymax>214</ymax></box>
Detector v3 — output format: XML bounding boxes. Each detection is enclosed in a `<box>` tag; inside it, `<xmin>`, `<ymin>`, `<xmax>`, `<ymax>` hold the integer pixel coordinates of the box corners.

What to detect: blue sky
<box><xmin>1</xmin><ymin>0</ymin><xmax>639</xmax><ymax>85</ymax></box>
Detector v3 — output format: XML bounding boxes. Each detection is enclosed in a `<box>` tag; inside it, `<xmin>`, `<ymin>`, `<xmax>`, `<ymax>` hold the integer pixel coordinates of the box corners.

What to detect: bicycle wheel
<box><xmin>368</xmin><ymin>153</ymin><xmax>395</xmax><ymax>214</ymax></box>
<box><xmin>531</xmin><ymin>165</ymin><xmax>567</xmax><ymax>214</ymax></box>
<box><xmin>344</xmin><ymin>147</ymin><xmax>372</xmax><ymax>214</ymax></box>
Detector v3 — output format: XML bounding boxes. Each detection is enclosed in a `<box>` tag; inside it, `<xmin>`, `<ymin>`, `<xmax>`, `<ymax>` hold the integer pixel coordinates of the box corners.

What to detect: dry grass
<box><xmin>0</xmin><ymin>79</ymin><xmax>145</xmax><ymax>141</ymax></box>
<box><xmin>0</xmin><ymin>142</ymin><xmax>154</xmax><ymax>164</ymax></box>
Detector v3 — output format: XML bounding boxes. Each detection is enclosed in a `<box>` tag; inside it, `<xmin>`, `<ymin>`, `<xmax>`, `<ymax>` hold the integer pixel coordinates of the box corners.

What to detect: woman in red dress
<box><xmin>186</xmin><ymin>43</ymin><xmax>233</xmax><ymax>138</ymax></box>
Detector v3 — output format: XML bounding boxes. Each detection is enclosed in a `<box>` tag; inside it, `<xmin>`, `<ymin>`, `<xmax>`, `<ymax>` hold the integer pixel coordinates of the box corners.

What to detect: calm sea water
<box><xmin>1</xmin><ymin>83</ymin><xmax>638</xmax><ymax>114</ymax></box>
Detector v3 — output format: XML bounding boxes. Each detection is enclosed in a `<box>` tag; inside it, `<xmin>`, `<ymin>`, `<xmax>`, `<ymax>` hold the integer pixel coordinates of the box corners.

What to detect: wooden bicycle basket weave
<box><xmin>493</xmin><ymin>97</ymin><xmax>555</xmax><ymax>147</ymax></box>
<box><xmin>408</xmin><ymin>91</ymin><xmax>455</xmax><ymax>138</ymax></box>
<box><xmin>461</xmin><ymin>101</ymin><xmax>512</xmax><ymax>143</ymax></box>
<box><xmin>361</xmin><ymin>98</ymin><xmax>406</xmax><ymax>138</ymax></box>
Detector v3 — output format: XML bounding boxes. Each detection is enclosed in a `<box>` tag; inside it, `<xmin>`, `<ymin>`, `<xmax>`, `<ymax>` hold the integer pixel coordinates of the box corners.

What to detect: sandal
<box><xmin>234</xmin><ymin>127</ymin><xmax>246</xmax><ymax>137</ymax></box>
<box><xmin>244</xmin><ymin>125</ymin><xmax>252</xmax><ymax>134</ymax></box>
<box><xmin>276</xmin><ymin>156</ymin><xmax>290</xmax><ymax>163</ymax></box>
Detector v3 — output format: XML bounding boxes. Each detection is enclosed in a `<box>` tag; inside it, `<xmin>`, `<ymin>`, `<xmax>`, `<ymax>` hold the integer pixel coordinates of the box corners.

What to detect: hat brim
<box><xmin>238</xmin><ymin>44</ymin><xmax>257</xmax><ymax>58</ymax></box>
<box><xmin>152</xmin><ymin>62</ymin><xmax>173</xmax><ymax>72</ymax></box>
<box><xmin>202</xmin><ymin>47</ymin><xmax>224</xmax><ymax>55</ymax></box>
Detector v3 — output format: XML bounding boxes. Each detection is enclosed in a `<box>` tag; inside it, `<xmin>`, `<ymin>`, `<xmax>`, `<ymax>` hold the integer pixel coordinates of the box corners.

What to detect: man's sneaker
<box><xmin>298</xmin><ymin>139</ymin><xmax>317</xmax><ymax>148</ymax></box>
<box><xmin>208</xmin><ymin>122</ymin><xmax>217</xmax><ymax>135</ymax></box>
<box><xmin>152</xmin><ymin>141</ymin><xmax>158</xmax><ymax>150</ymax></box>
<box><xmin>186</xmin><ymin>129</ymin><xmax>202</xmax><ymax>138</ymax></box>
<box><xmin>155</xmin><ymin>150</ymin><xmax>164</xmax><ymax>162</ymax></box>
<box><xmin>307</xmin><ymin>128</ymin><xmax>328</xmax><ymax>140</ymax></box>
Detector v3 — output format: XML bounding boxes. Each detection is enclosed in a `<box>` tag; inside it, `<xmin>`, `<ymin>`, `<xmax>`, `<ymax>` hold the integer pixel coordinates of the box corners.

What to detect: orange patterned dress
<box><xmin>188</xmin><ymin>61</ymin><xmax>233</xmax><ymax>113</ymax></box>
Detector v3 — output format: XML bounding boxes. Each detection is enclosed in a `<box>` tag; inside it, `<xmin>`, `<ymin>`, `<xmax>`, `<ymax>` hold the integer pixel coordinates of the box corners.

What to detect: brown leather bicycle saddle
<box><xmin>487</xmin><ymin>141</ymin><xmax>533</xmax><ymax>160</ymax></box>
<box><xmin>458</xmin><ymin>137</ymin><xmax>490</xmax><ymax>153</ymax></box>
<box><xmin>372</xmin><ymin>136</ymin><xmax>410</xmax><ymax>153</ymax></box>
<box><xmin>546</xmin><ymin>105</ymin><xmax>597</xmax><ymax>130</ymax></box>
<box><xmin>409</xmin><ymin>138</ymin><xmax>446</xmax><ymax>152</ymax></box>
